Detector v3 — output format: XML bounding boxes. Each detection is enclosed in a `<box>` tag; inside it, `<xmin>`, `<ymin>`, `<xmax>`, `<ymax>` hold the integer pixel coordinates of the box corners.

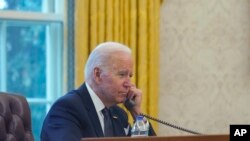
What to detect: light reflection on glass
<box><xmin>0</xmin><ymin>0</ymin><xmax>7</xmax><ymax>9</ymax></box>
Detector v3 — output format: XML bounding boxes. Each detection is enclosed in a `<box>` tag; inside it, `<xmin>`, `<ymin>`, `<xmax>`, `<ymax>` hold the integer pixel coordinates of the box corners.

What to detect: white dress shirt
<box><xmin>86</xmin><ymin>83</ymin><xmax>105</xmax><ymax>134</ymax></box>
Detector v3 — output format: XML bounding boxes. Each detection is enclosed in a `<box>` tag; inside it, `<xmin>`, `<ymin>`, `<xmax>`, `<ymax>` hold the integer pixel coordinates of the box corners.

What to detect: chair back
<box><xmin>0</xmin><ymin>92</ymin><xmax>34</xmax><ymax>141</ymax></box>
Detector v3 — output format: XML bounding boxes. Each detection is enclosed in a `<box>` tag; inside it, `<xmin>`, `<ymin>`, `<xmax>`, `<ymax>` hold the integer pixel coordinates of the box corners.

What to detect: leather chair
<box><xmin>0</xmin><ymin>92</ymin><xmax>34</xmax><ymax>141</ymax></box>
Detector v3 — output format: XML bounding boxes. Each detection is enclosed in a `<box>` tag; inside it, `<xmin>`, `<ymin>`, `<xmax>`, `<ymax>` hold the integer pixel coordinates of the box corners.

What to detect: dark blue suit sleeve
<box><xmin>41</xmin><ymin>96</ymin><xmax>86</xmax><ymax>141</ymax></box>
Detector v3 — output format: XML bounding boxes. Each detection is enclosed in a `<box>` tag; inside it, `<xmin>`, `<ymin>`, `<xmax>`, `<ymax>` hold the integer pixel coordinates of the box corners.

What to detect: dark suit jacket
<box><xmin>40</xmin><ymin>83</ymin><xmax>156</xmax><ymax>141</ymax></box>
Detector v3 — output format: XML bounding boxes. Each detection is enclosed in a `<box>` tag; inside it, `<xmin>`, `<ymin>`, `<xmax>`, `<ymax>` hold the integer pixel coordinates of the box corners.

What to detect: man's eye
<box><xmin>117</xmin><ymin>72</ymin><xmax>133</xmax><ymax>78</ymax></box>
<box><xmin>119</xmin><ymin>73</ymin><xmax>126</xmax><ymax>76</ymax></box>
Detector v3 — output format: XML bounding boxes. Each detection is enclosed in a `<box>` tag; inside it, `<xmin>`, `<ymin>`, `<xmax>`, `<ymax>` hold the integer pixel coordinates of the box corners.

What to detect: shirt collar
<box><xmin>86</xmin><ymin>82</ymin><xmax>105</xmax><ymax>112</ymax></box>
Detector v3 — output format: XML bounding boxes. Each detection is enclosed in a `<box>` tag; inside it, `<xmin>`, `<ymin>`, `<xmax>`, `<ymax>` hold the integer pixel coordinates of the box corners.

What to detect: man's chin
<box><xmin>117</xmin><ymin>97</ymin><xmax>126</xmax><ymax>103</ymax></box>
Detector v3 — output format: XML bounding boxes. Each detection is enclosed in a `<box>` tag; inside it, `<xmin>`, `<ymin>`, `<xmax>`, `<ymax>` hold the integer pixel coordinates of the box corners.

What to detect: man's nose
<box><xmin>124</xmin><ymin>79</ymin><xmax>132</xmax><ymax>88</ymax></box>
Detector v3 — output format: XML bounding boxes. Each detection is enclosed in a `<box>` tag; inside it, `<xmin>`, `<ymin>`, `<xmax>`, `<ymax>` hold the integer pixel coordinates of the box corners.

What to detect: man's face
<box><xmin>97</xmin><ymin>52</ymin><xmax>133</xmax><ymax>106</ymax></box>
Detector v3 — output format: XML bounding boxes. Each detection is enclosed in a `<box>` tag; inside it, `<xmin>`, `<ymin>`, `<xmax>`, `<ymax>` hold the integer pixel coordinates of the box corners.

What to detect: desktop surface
<box><xmin>82</xmin><ymin>134</ymin><xmax>229</xmax><ymax>141</ymax></box>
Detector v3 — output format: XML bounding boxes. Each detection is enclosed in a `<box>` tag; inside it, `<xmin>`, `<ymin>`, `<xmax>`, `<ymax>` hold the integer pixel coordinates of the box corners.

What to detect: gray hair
<box><xmin>84</xmin><ymin>42</ymin><xmax>131</xmax><ymax>83</ymax></box>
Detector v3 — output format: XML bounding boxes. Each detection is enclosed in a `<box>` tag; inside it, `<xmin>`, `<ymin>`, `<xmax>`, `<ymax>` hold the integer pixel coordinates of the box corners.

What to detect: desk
<box><xmin>82</xmin><ymin>134</ymin><xmax>229</xmax><ymax>141</ymax></box>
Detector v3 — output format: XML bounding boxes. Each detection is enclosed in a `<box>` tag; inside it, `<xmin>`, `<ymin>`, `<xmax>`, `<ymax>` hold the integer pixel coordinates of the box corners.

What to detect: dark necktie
<box><xmin>102</xmin><ymin>108</ymin><xmax>114</xmax><ymax>137</ymax></box>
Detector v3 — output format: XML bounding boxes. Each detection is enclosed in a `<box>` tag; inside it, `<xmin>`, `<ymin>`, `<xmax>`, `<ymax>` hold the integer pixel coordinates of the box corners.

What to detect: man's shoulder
<box><xmin>57</xmin><ymin>90</ymin><xmax>80</xmax><ymax>103</ymax></box>
<box><xmin>50</xmin><ymin>90</ymin><xmax>86</xmax><ymax>111</ymax></box>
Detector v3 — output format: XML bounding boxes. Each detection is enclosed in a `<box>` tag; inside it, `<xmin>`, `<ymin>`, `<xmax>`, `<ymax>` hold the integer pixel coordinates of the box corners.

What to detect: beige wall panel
<box><xmin>159</xmin><ymin>0</ymin><xmax>250</xmax><ymax>136</ymax></box>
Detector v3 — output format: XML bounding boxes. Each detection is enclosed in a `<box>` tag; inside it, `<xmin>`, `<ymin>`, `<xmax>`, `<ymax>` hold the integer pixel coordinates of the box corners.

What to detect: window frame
<box><xmin>0</xmin><ymin>0</ymin><xmax>67</xmax><ymax>107</ymax></box>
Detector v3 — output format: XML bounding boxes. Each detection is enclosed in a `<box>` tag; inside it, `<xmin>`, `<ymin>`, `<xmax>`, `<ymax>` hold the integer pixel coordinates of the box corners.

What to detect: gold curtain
<box><xmin>75</xmin><ymin>0</ymin><xmax>161</xmax><ymax>132</ymax></box>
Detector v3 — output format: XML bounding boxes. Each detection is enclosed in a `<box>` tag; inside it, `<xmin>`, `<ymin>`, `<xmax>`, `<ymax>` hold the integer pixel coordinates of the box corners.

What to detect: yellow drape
<box><xmin>75</xmin><ymin>0</ymin><xmax>160</xmax><ymax>133</ymax></box>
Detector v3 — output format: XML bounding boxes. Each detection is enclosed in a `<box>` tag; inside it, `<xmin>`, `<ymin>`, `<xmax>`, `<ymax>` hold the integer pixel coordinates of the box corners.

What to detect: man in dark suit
<box><xmin>40</xmin><ymin>42</ymin><xmax>156</xmax><ymax>141</ymax></box>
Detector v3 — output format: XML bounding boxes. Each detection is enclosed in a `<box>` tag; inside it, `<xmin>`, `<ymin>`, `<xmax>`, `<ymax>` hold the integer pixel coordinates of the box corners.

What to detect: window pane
<box><xmin>30</xmin><ymin>103</ymin><xmax>48</xmax><ymax>141</ymax></box>
<box><xmin>0</xmin><ymin>0</ymin><xmax>42</xmax><ymax>12</ymax></box>
<box><xmin>6</xmin><ymin>21</ymin><xmax>46</xmax><ymax>98</ymax></box>
<box><xmin>0</xmin><ymin>20</ymin><xmax>63</xmax><ymax>141</ymax></box>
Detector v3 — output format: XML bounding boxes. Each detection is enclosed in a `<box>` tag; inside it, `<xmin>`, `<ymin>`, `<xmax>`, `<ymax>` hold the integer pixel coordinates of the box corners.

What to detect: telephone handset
<box><xmin>124</xmin><ymin>99</ymin><xmax>202</xmax><ymax>135</ymax></box>
<box><xmin>124</xmin><ymin>98</ymin><xmax>136</xmax><ymax>111</ymax></box>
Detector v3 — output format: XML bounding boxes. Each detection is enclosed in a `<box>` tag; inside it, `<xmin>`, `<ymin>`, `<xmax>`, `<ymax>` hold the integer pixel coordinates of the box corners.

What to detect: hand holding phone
<box><xmin>124</xmin><ymin>85</ymin><xmax>143</xmax><ymax>117</ymax></box>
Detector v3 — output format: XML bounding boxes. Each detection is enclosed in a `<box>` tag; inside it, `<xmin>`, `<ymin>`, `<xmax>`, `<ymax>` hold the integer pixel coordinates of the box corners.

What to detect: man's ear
<box><xmin>93</xmin><ymin>67</ymin><xmax>102</xmax><ymax>83</ymax></box>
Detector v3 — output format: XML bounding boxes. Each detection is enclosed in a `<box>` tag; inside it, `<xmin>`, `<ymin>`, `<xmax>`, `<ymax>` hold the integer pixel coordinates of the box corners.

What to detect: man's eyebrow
<box><xmin>117</xmin><ymin>70</ymin><xmax>133</xmax><ymax>76</ymax></box>
<box><xmin>117</xmin><ymin>70</ymin><xmax>132</xmax><ymax>73</ymax></box>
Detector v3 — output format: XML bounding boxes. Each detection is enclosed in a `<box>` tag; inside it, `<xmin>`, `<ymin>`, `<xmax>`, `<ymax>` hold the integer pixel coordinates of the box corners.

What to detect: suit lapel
<box><xmin>88</xmin><ymin>106</ymin><xmax>104</xmax><ymax>137</ymax></box>
<box><xmin>77</xmin><ymin>83</ymin><xmax>104</xmax><ymax>137</ymax></box>
<box><xmin>109</xmin><ymin>109</ymin><xmax>126</xmax><ymax>136</ymax></box>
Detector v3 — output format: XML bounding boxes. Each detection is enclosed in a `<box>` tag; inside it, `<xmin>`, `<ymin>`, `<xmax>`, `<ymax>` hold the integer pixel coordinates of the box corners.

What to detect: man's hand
<box><xmin>126</xmin><ymin>85</ymin><xmax>143</xmax><ymax>118</ymax></box>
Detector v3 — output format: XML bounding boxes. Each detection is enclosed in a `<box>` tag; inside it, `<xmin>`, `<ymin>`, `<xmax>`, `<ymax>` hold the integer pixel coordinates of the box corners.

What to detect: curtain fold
<box><xmin>75</xmin><ymin>0</ymin><xmax>160</xmax><ymax>132</ymax></box>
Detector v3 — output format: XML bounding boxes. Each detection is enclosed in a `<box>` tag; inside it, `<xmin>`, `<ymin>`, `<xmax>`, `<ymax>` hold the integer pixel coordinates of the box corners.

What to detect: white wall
<box><xmin>159</xmin><ymin>0</ymin><xmax>250</xmax><ymax>136</ymax></box>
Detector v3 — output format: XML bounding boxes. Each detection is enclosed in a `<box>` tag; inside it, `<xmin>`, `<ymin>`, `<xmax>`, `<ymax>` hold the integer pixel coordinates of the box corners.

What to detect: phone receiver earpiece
<box><xmin>124</xmin><ymin>99</ymin><xmax>136</xmax><ymax>111</ymax></box>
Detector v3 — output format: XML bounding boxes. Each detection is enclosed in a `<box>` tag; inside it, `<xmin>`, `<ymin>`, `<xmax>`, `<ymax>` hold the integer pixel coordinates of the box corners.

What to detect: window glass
<box><xmin>0</xmin><ymin>20</ymin><xmax>62</xmax><ymax>141</ymax></box>
<box><xmin>6</xmin><ymin>22</ymin><xmax>46</xmax><ymax>98</ymax></box>
<box><xmin>0</xmin><ymin>0</ymin><xmax>43</xmax><ymax>12</ymax></box>
<box><xmin>29</xmin><ymin>103</ymin><xmax>47</xmax><ymax>140</ymax></box>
